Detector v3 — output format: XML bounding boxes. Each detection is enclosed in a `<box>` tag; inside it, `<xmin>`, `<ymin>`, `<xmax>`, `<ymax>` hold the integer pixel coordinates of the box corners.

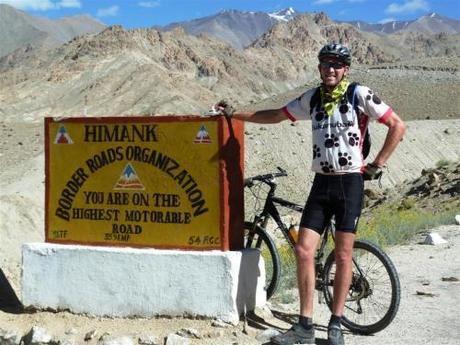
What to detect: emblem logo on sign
<box><xmin>114</xmin><ymin>163</ymin><xmax>145</xmax><ymax>190</ymax></box>
<box><xmin>54</xmin><ymin>126</ymin><xmax>73</xmax><ymax>144</ymax></box>
<box><xmin>194</xmin><ymin>125</ymin><xmax>211</xmax><ymax>144</ymax></box>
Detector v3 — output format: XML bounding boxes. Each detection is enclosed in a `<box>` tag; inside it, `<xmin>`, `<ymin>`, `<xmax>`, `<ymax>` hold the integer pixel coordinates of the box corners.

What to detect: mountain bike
<box><xmin>244</xmin><ymin>167</ymin><xmax>400</xmax><ymax>335</ymax></box>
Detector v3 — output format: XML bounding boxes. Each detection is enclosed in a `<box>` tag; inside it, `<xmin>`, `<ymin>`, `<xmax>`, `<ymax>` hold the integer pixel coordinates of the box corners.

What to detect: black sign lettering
<box><xmin>84</xmin><ymin>191</ymin><xmax>104</xmax><ymax>204</ymax></box>
<box><xmin>107</xmin><ymin>192</ymin><xmax>130</xmax><ymax>205</ymax></box>
<box><xmin>55</xmin><ymin>167</ymin><xmax>89</xmax><ymax>221</ymax></box>
<box><xmin>84</xmin><ymin>125</ymin><xmax>158</xmax><ymax>142</ymax></box>
<box><xmin>187</xmin><ymin>235</ymin><xmax>220</xmax><ymax>246</ymax></box>
<box><xmin>112</xmin><ymin>223</ymin><xmax>143</xmax><ymax>234</ymax></box>
<box><xmin>132</xmin><ymin>192</ymin><xmax>150</xmax><ymax>206</ymax></box>
<box><xmin>86</xmin><ymin>146</ymin><xmax>124</xmax><ymax>173</ymax></box>
<box><xmin>72</xmin><ymin>208</ymin><xmax>120</xmax><ymax>221</ymax></box>
<box><xmin>124</xmin><ymin>210</ymin><xmax>192</xmax><ymax>224</ymax></box>
<box><xmin>105</xmin><ymin>233</ymin><xmax>131</xmax><ymax>242</ymax></box>
<box><xmin>152</xmin><ymin>193</ymin><xmax>180</xmax><ymax>207</ymax></box>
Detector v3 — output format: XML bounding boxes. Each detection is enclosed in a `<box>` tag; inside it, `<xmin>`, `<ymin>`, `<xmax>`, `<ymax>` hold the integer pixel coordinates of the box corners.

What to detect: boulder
<box><xmin>0</xmin><ymin>329</ymin><xmax>22</xmax><ymax>345</ymax></box>
<box><xmin>423</xmin><ymin>232</ymin><xmax>448</xmax><ymax>245</ymax></box>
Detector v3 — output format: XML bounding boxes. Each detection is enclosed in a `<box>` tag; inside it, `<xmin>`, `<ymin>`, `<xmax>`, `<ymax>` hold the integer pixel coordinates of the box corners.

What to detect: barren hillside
<box><xmin>0</xmin><ymin>4</ymin><xmax>105</xmax><ymax>58</ymax></box>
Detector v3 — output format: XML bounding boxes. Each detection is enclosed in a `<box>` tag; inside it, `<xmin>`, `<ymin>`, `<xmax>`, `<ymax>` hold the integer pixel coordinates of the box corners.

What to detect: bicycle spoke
<box><xmin>322</xmin><ymin>240</ymin><xmax>400</xmax><ymax>334</ymax></box>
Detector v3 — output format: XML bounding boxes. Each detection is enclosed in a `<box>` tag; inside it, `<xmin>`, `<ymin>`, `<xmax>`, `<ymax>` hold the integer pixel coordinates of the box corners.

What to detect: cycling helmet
<box><xmin>318</xmin><ymin>43</ymin><xmax>352</xmax><ymax>66</ymax></box>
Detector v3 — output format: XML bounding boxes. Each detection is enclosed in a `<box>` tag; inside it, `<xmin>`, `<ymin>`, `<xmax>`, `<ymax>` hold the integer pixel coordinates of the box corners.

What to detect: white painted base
<box><xmin>22</xmin><ymin>243</ymin><xmax>266</xmax><ymax>324</ymax></box>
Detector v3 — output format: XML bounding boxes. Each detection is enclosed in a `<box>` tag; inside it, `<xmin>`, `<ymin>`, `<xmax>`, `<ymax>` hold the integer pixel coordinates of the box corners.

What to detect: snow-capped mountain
<box><xmin>269</xmin><ymin>7</ymin><xmax>298</xmax><ymax>22</ymax></box>
<box><xmin>162</xmin><ymin>8</ymin><xmax>299</xmax><ymax>49</ymax></box>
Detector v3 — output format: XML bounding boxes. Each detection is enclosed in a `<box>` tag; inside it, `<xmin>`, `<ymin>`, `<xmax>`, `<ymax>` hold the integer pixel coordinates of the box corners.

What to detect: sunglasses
<box><xmin>320</xmin><ymin>61</ymin><xmax>346</xmax><ymax>69</ymax></box>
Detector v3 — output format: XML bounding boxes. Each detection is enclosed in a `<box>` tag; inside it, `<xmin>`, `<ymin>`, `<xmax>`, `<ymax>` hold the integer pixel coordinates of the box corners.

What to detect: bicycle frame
<box><xmin>247</xmin><ymin>178</ymin><xmax>335</xmax><ymax>285</ymax></box>
<box><xmin>247</xmin><ymin>179</ymin><xmax>302</xmax><ymax>249</ymax></box>
<box><xmin>246</xmin><ymin>177</ymin><xmax>342</xmax><ymax>292</ymax></box>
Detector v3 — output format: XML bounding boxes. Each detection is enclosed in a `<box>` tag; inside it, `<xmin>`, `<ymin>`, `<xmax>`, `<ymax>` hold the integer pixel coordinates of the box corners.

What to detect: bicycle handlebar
<box><xmin>244</xmin><ymin>167</ymin><xmax>287</xmax><ymax>187</ymax></box>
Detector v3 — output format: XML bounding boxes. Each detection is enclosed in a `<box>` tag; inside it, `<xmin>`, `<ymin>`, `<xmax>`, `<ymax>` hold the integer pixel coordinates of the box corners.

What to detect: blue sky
<box><xmin>1</xmin><ymin>0</ymin><xmax>459</xmax><ymax>27</ymax></box>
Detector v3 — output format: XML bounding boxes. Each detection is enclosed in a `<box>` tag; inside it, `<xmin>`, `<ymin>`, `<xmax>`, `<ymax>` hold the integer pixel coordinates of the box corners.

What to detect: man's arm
<box><xmin>372</xmin><ymin>111</ymin><xmax>406</xmax><ymax>167</ymax></box>
<box><xmin>216</xmin><ymin>99</ymin><xmax>291</xmax><ymax>124</ymax></box>
<box><xmin>230</xmin><ymin>108</ymin><xmax>289</xmax><ymax>124</ymax></box>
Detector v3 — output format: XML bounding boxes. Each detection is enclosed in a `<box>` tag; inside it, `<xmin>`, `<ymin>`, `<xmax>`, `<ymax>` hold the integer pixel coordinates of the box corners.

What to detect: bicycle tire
<box><xmin>244</xmin><ymin>221</ymin><xmax>281</xmax><ymax>300</ymax></box>
<box><xmin>322</xmin><ymin>239</ymin><xmax>401</xmax><ymax>334</ymax></box>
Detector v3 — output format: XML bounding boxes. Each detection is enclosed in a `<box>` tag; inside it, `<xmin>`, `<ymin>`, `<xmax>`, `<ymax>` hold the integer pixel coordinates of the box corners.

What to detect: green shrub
<box><xmin>359</xmin><ymin>201</ymin><xmax>458</xmax><ymax>248</ymax></box>
<box><xmin>398</xmin><ymin>197</ymin><xmax>416</xmax><ymax>210</ymax></box>
<box><xmin>435</xmin><ymin>159</ymin><xmax>451</xmax><ymax>168</ymax></box>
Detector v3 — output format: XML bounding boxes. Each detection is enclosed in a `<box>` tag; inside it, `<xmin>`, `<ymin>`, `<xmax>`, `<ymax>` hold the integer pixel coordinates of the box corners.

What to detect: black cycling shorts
<box><xmin>300</xmin><ymin>173</ymin><xmax>364</xmax><ymax>234</ymax></box>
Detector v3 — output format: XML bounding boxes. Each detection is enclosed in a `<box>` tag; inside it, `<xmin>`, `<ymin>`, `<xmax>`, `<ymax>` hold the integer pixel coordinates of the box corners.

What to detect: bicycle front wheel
<box><xmin>322</xmin><ymin>240</ymin><xmax>401</xmax><ymax>334</ymax></box>
<box><xmin>244</xmin><ymin>221</ymin><xmax>281</xmax><ymax>300</ymax></box>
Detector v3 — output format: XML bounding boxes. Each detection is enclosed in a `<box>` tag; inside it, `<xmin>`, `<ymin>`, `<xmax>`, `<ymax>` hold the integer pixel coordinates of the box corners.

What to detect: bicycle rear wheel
<box><xmin>244</xmin><ymin>221</ymin><xmax>281</xmax><ymax>300</ymax></box>
<box><xmin>322</xmin><ymin>239</ymin><xmax>401</xmax><ymax>334</ymax></box>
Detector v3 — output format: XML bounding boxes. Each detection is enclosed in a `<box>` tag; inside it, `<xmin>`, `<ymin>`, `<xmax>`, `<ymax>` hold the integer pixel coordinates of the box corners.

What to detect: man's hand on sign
<box><xmin>205</xmin><ymin>104</ymin><xmax>223</xmax><ymax>116</ymax></box>
<box><xmin>215</xmin><ymin>100</ymin><xmax>235</xmax><ymax>118</ymax></box>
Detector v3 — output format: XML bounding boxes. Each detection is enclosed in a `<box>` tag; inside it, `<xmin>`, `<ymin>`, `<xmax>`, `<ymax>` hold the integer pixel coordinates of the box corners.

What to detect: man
<box><xmin>217</xmin><ymin>43</ymin><xmax>406</xmax><ymax>345</ymax></box>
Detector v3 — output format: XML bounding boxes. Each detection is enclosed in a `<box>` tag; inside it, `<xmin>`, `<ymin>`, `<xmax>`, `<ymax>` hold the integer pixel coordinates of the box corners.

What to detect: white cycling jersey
<box><xmin>283</xmin><ymin>85</ymin><xmax>392</xmax><ymax>174</ymax></box>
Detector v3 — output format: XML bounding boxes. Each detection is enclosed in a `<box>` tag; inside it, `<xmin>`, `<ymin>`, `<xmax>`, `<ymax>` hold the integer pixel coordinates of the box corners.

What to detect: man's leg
<box><xmin>271</xmin><ymin>227</ymin><xmax>320</xmax><ymax>345</ymax></box>
<box><xmin>328</xmin><ymin>230</ymin><xmax>355</xmax><ymax>345</ymax></box>
<box><xmin>297</xmin><ymin>227</ymin><xmax>321</xmax><ymax>318</ymax></box>
<box><xmin>331</xmin><ymin>231</ymin><xmax>355</xmax><ymax>316</ymax></box>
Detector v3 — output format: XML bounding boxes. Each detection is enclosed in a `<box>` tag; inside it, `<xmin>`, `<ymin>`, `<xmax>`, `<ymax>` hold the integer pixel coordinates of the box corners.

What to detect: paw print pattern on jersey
<box><xmin>366</xmin><ymin>89</ymin><xmax>382</xmax><ymax>104</ymax></box>
<box><xmin>315</xmin><ymin>109</ymin><xmax>326</xmax><ymax>122</ymax></box>
<box><xmin>339</xmin><ymin>98</ymin><xmax>349</xmax><ymax>114</ymax></box>
<box><xmin>313</xmin><ymin>145</ymin><xmax>321</xmax><ymax>159</ymax></box>
<box><xmin>338</xmin><ymin>152</ymin><xmax>353</xmax><ymax>166</ymax></box>
<box><xmin>366</xmin><ymin>89</ymin><xmax>373</xmax><ymax>101</ymax></box>
<box><xmin>324</xmin><ymin>133</ymin><xmax>339</xmax><ymax>148</ymax></box>
<box><xmin>348</xmin><ymin>132</ymin><xmax>360</xmax><ymax>146</ymax></box>
<box><xmin>320</xmin><ymin>161</ymin><xmax>334</xmax><ymax>173</ymax></box>
<box><xmin>339</xmin><ymin>104</ymin><xmax>349</xmax><ymax>114</ymax></box>
<box><xmin>372</xmin><ymin>94</ymin><xmax>382</xmax><ymax>104</ymax></box>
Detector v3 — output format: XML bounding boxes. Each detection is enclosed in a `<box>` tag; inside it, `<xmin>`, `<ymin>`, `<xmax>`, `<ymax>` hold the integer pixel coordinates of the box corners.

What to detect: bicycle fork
<box><xmin>246</xmin><ymin>215</ymin><xmax>270</xmax><ymax>247</ymax></box>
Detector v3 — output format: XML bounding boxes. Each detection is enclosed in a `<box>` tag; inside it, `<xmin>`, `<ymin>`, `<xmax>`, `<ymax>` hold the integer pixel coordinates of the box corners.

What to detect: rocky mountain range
<box><xmin>161</xmin><ymin>8</ymin><xmax>460</xmax><ymax>49</ymax></box>
<box><xmin>0</xmin><ymin>8</ymin><xmax>458</xmax><ymax>122</ymax></box>
<box><xmin>343</xmin><ymin>12</ymin><xmax>460</xmax><ymax>35</ymax></box>
<box><xmin>2</xmin><ymin>4</ymin><xmax>458</xmax><ymax>58</ymax></box>
<box><xmin>0</xmin><ymin>4</ymin><xmax>105</xmax><ymax>58</ymax></box>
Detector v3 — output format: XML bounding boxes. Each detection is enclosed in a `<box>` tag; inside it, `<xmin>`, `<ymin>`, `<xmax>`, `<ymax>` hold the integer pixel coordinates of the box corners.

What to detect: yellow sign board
<box><xmin>45</xmin><ymin>116</ymin><xmax>244</xmax><ymax>250</ymax></box>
